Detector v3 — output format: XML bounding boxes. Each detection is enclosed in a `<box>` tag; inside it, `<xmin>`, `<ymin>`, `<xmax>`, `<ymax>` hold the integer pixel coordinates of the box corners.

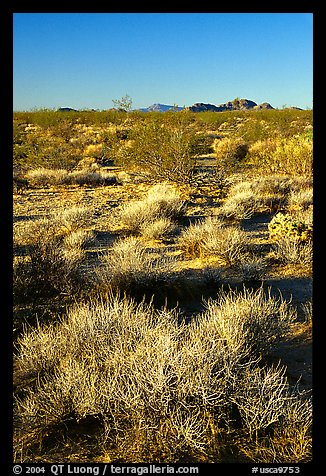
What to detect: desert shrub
<box><xmin>234</xmin><ymin>369</ymin><xmax>312</xmax><ymax>462</ymax></box>
<box><xmin>236</xmin><ymin>254</ymin><xmax>268</xmax><ymax>282</ymax></box>
<box><xmin>232</xmin><ymin>364</ymin><xmax>290</xmax><ymax>437</ymax></box>
<box><xmin>62</xmin><ymin>229</ymin><xmax>94</xmax><ymax>249</ymax></box>
<box><xmin>178</xmin><ymin>217</ymin><xmax>220</xmax><ymax>258</ymax></box>
<box><xmin>139</xmin><ymin>218</ymin><xmax>175</xmax><ymax>240</ymax></box>
<box><xmin>178</xmin><ymin>217</ymin><xmax>248</xmax><ymax>265</ymax></box>
<box><xmin>83</xmin><ymin>143</ymin><xmax>104</xmax><ymax>159</ymax></box>
<box><xmin>115</xmin><ymin>120</ymin><xmax>195</xmax><ymax>182</ymax></box>
<box><xmin>76</xmin><ymin>156</ymin><xmax>99</xmax><ymax>169</ymax></box>
<box><xmin>13</xmin><ymin>230</ymin><xmax>85</xmax><ymax>304</ymax></box>
<box><xmin>213</xmin><ymin>136</ymin><xmax>249</xmax><ymax>168</ymax></box>
<box><xmin>146</xmin><ymin>182</ymin><xmax>186</xmax><ymax>217</ymax></box>
<box><xmin>268</xmin><ymin>213</ymin><xmax>312</xmax><ymax>268</ymax></box>
<box><xmin>268</xmin><ymin>213</ymin><xmax>312</xmax><ymax>243</ymax></box>
<box><xmin>248</xmin><ymin>138</ymin><xmax>277</xmax><ymax>165</ymax></box>
<box><xmin>202</xmin><ymin>286</ymin><xmax>296</xmax><ymax>357</ymax></box>
<box><xmin>96</xmin><ymin>237</ymin><xmax>176</xmax><ymax>295</ymax></box>
<box><xmin>120</xmin><ymin>182</ymin><xmax>185</xmax><ymax>236</ymax></box>
<box><xmin>218</xmin><ymin>187</ymin><xmax>260</xmax><ymax>220</ymax></box>
<box><xmin>14</xmin><ymin>288</ymin><xmax>304</xmax><ymax>463</ymax></box>
<box><xmin>14</xmin><ymin>124</ymin><xmax>83</xmax><ymax>171</ymax></box>
<box><xmin>249</xmin><ymin>134</ymin><xmax>312</xmax><ymax>177</ymax></box>
<box><xmin>253</xmin><ymin>175</ymin><xmax>293</xmax><ymax>197</ymax></box>
<box><xmin>54</xmin><ymin>206</ymin><xmax>92</xmax><ymax>233</ymax></box>
<box><xmin>269</xmin><ymin>236</ymin><xmax>312</xmax><ymax>269</ymax></box>
<box><xmin>13</xmin><ymin>209</ymin><xmax>93</xmax><ymax>304</ymax></box>
<box><xmin>62</xmin><ymin>169</ymin><xmax>119</xmax><ymax>186</ymax></box>
<box><xmin>287</xmin><ymin>188</ymin><xmax>313</xmax><ymax>212</ymax></box>
<box><xmin>120</xmin><ymin>199</ymin><xmax>163</xmax><ymax>235</ymax></box>
<box><xmin>25</xmin><ymin>167</ymin><xmax>119</xmax><ymax>187</ymax></box>
<box><xmin>26</xmin><ymin>168</ymin><xmax>68</xmax><ymax>186</ymax></box>
<box><xmin>301</xmin><ymin>301</ymin><xmax>313</xmax><ymax>327</ymax></box>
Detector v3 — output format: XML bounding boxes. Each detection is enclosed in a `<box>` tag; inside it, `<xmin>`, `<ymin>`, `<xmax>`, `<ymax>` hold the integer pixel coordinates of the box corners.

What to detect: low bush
<box><xmin>25</xmin><ymin>167</ymin><xmax>119</xmax><ymax>187</ymax></box>
<box><xmin>235</xmin><ymin>370</ymin><xmax>312</xmax><ymax>463</ymax></box>
<box><xmin>96</xmin><ymin>237</ymin><xmax>176</xmax><ymax>295</ymax></box>
<box><xmin>14</xmin><ymin>288</ymin><xmax>308</xmax><ymax>463</ymax></box>
<box><xmin>13</xmin><ymin>210</ymin><xmax>93</xmax><ymax>305</ymax></box>
<box><xmin>178</xmin><ymin>217</ymin><xmax>248</xmax><ymax>265</ymax></box>
<box><xmin>218</xmin><ymin>188</ymin><xmax>260</xmax><ymax>220</ymax></box>
<box><xmin>139</xmin><ymin>218</ymin><xmax>175</xmax><ymax>240</ymax></box>
<box><xmin>248</xmin><ymin>134</ymin><xmax>312</xmax><ymax>177</ymax></box>
<box><xmin>116</xmin><ymin>120</ymin><xmax>196</xmax><ymax>183</ymax></box>
<box><xmin>120</xmin><ymin>182</ymin><xmax>185</xmax><ymax>236</ymax></box>
<box><xmin>268</xmin><ymin>213</ymin><xmax>312</xmax><ymax>243</ymax></box>
<box><xmin>269</xmin><ymin>236</ymin><xmax>313</xmax><ymax>269</ymax></box>
<box><xmin>213</xmin><ymin>136</ymin><xmax>249</xmax><ymax>169</ymax></box>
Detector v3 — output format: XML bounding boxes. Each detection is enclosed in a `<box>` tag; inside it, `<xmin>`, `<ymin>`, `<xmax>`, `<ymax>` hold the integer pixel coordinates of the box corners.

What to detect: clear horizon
<box><xmin>13</xmin><ymin>13</ymin><xmax>313</xmax><ymax>111</ymax></box>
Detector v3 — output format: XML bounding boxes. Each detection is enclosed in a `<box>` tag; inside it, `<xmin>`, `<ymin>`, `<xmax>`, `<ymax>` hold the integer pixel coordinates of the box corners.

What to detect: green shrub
<box><xmin>116</xmin><ymin>120</ymin><xmax>195</xmax><ymax>182</ymax></box>
<box><xmin>249</xmin><ymin>134</ymin><xmax>312</xmax><ymax>177</ymax></box>
<box><xmin>213</xmin><ymin>136</ymin><xmax>249</xmax><ymax>168</ymax></box>
<box><xmin>268</xmin><ymin>213</ymin><xmax>312</xmax><ymax>242</ymax></box>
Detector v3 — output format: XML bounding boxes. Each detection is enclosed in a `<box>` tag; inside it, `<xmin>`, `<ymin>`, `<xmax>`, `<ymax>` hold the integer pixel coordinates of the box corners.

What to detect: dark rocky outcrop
<box><xmin>253</xmin><ymin>102</ymin><xmax>274</xmax><ymax>110</ymax></box>
<box><xmin>185</xmin><ymin>98</ymin><xmax>272</xmax><ymax>112</ymax></box>
<box><xmin>219</xmin><ymin>99</ymin><xmax>258</xmax><ymax>110</ymax></box>
<box><xmin>186</xmin><ymin>103</ymin><xmax>223</xmax><ymax>112</ymax></box>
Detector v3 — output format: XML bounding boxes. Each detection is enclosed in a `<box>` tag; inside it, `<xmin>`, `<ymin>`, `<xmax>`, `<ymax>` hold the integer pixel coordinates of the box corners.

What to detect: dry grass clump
<box><xmin>120</xmin><ymin>182</ymin><xmax>185</xmax><ymax>237</ymax></box>
<box><xmin>287</xmin><ymin>188</ymin><xmax>313</xmax><ymax>212</ymax></box>
<box><xmin>178</xmin><ymin>217</ymin><xmax>248</xmax><ymax>265</ymax></box>
<box><xmin>236</xmin><ymin>254</ymin><xmax>268</xmax><ymax>283</ymax></box>
<box><xmin>62</xmin><ymin>169</ymin><xmax>119</xmax><ymax>186</ymax></box>
<box><xmin>139</xmin><ymin>218</ymin><xmax>175</xmax><ymax>240</ymax></box>
<box><xmin>25</xmin><ymin>167</ymin><xmax>119</xmax><ymax>186</ymax></box>
<box><xmin>54</xmin><ymin>206</ymin><xmax>92</xmax><ymax>234</ymax></box>
<box><xmin>14</xmin><ymin>288</ymin><xmax>309</xmax><ymax>463</ymax></box>
<box><xmin>13</xmin><ymin>209</ymin><xmax>94</xmax><ymax>304</ymax></box>
<box><xmin>269</xmin><ymin>237</ymin><xmax>312</xmax><ymax>269</ymax></box>
<box><xmin>217</xmin><ymin>175</ymin><xmax>312</xmax><ymax>219</ymax></box>
<box><xmin>13</xmin><ymin>231</ymin><xmax>85</xmax><ymax>303</ymax></box>
<box><xmin>202</xmin><ymin>286</ymin><xmax>296</xmax><ymax>357</ymax></box>
<box><xmin>235</xmin><ymin>373</ymin><xmax>312</xmax><ymax>463</ymax></box>
<box><xmin>218</xmin><ymin>188</ymin><xmax>260</xmax><ymax>220</ymax></box>
<box><xmin>96</xmin><ymin>236</ymin><xmax>176</xmax><ymax>295</ymax></box>
<box><xmin>26</xmin><ymin>168</ymin><xmax>67</xmax><ymax>185</ymax></box>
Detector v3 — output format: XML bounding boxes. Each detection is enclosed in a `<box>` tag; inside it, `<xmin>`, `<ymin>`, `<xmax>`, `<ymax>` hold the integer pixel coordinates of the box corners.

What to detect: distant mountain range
<box><xmin>57</xmin><ymin>99</ymin><xmax>303</xmax><ymax>113</ymax></box>
<box><xmin>138</xmin><ymin>99</ymin><xmax>277</xmax><ymax>113</ymax></box>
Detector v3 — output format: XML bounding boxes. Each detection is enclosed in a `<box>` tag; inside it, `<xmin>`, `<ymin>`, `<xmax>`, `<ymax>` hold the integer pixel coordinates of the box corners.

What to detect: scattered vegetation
<box><xmin>120</xmin><ymin>182</ymin><xmax>185</xmax><ymax>236</ymax></box>
<box><xmin>13</xmin><ymin>107</ymin><xmax>313</xmax><ymax>463</ymax></box>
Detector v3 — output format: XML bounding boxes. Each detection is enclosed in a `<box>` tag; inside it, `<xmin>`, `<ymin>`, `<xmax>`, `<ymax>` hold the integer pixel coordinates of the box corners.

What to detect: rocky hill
<box><xmin>186</xmin><ymin>99</ymin><xmax>274</xmax><ymax>112</ymax></box>
<box><xmin>138</xmin><ymin>99</ymin><xmax>274</xmax><ymax>113</ymax></box>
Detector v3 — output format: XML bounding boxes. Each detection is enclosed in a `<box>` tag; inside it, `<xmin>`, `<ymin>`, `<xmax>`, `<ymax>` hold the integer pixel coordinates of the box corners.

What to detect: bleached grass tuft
<box><xmin>14</xmin><ymin>288</ymin><xmax>307</xmax><ymax>462</ymax></box>
<box><xmin>120</xmin><ymin>182</ymin><xmax>185</xmax><ymax>237</ymax></box>
<box><xmin>178</xmin><ymin>217</ymin><xmax>248</xmax><ymax>265</ymax></box>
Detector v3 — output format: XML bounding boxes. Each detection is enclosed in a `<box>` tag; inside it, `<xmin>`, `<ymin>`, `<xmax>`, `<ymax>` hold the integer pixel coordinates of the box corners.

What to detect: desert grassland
<box><xmin>13</xmin><ymin>108</ymin><xmax>313</xmax><ymax>463</ymax></box>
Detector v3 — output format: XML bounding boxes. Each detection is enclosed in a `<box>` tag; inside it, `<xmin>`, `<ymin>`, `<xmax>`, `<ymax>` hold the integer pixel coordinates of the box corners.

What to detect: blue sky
<box><xmin>13</xmin><ymin>13</ymin><xmax>313</xmax><ymax>111</ymax></box>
